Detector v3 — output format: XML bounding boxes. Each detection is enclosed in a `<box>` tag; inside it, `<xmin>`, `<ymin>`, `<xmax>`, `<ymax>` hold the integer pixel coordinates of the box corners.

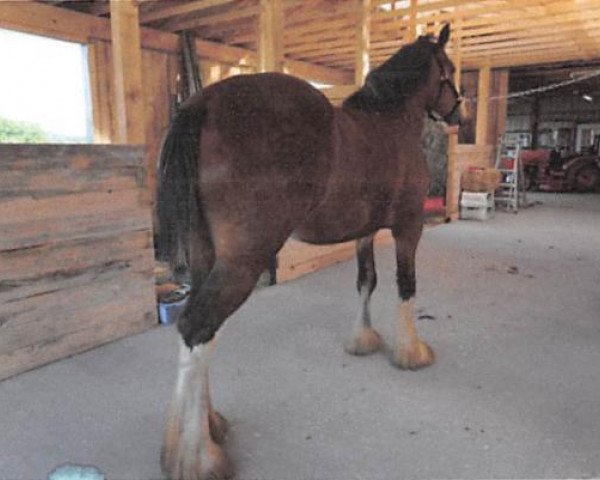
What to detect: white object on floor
<box><xmin>48</xmin><ymin>463</ymin><xmax>105</xmax><ymax>480</ymax></box>
<box><xmin>460</xmin><ymin>191</ymin><xmax>495</xmax><ymax>221</ymax></box>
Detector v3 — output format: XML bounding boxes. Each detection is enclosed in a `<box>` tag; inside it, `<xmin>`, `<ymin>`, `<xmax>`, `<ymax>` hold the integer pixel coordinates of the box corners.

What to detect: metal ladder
<box><xmin>494</xmin><ymin>134</ymin><xmax>528</xmax><ymax>212</ymax></box>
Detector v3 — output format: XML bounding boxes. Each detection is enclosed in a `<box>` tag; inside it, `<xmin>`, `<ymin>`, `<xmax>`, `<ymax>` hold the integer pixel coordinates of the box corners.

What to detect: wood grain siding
<box><xmin>88</xmin><ymin>40</ymin><xmax>177</xmax><ymax>203</ymax></box>
<box><xmin>0</xmin><ymin>145</ymin><xmax>157</xmax><ymax>380</ymax></box>
<box><xmin>456</xmin><ymin>144</ymin><xmax>495</xmax><ymax>173</ymax></box>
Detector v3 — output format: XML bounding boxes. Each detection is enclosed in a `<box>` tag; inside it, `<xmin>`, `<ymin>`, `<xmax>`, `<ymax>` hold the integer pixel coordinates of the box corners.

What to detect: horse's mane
<box><xmin>343</xmin><ymin>35</ymin><xmax>438</xmax><ymax>113</ymax></box>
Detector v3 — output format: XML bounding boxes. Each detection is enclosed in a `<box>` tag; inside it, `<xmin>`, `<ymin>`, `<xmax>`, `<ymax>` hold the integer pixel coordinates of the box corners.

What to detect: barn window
<box><xmin>0</xmin><ymin>29</ymin><xmax>92</xmax><ymax>144</ymax></box>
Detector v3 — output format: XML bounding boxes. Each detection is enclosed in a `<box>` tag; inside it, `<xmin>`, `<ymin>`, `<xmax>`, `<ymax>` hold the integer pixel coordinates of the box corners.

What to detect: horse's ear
<box><xmin>438</xmin><ymin>24</ymin><xmax>451</xmax><ymax>48</ymax></box>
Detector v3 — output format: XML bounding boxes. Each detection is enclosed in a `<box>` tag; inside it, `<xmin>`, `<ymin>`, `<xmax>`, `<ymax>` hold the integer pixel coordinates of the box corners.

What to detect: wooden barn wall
<box><xmin>88</xmin><ymin>41</ymin><xmax>179</xmax><ymax>205</ymax></box>
<box><xmin>456</xmin><ymin>144</ymin><xmax>495</xmax><ymax>172</ymax></box>
<box><xmin>0</xmin><ymin>145</ymin><xmax>157</xmax><ymax>380</ymax></box>
<box><xmin>87</xmin><ymin>40</ymin><xmax>256</xmax><ymax>199</ymax></box>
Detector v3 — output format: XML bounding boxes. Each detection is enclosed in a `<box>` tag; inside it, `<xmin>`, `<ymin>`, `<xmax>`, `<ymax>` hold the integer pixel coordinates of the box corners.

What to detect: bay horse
<box><xmin>157</xmin><ymin>24</ymin><xmax>461</xmax><ymax>480</ymax></box>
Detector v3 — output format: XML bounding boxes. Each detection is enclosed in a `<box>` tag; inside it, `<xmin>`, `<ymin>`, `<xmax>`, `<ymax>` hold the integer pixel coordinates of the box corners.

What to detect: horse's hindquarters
<box><xmin>198</xmin><ymin>73</ymin><xmax>336</xmax><ymax>253</ymax></box>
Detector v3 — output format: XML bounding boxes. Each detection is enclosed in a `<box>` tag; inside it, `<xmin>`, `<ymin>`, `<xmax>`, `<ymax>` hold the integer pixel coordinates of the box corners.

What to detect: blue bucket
<box><xmin>158</xmin><ymin>297</ymin><xmax>187</xmax><ymax>325</ymax></box>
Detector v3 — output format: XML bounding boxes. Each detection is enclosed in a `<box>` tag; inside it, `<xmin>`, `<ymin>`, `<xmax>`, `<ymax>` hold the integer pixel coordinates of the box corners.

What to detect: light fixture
<box><xmin>582</xmin><ymin>94</ymin><xmax>593</xmax><ymax>102</ymax></box>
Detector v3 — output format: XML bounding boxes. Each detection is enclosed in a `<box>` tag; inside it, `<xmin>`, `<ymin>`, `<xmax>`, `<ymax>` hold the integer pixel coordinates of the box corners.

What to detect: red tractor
<box><xmin>522</xmin><ymin>135</ymin><xmax>600</xmax><ymax>192</ymax></box>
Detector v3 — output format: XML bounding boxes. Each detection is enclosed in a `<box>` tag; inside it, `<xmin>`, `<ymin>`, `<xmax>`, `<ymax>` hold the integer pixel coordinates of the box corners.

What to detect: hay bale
<box><xmin>422</xmin><ymin>118</ymin><xmax>448</xmax><ymax>197</ymax></box>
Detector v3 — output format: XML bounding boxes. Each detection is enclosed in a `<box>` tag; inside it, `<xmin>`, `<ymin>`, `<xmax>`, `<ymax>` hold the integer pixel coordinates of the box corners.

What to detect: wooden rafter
<box><xmin>140</xmin><ymin>0</ymin><xmax>234</xmax><ymax>24</ymax></box>
<box><xmin>160</xmin><ymin>4</ymin><xmax>258</xmax><ymax>32</ymax></box>
<box><xmin>28</xmin><ymin>0</ymin><xmax>600</xmax><ymax>72</ymax></box>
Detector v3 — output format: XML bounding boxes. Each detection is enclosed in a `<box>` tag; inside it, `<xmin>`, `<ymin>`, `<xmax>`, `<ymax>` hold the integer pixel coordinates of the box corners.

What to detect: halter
<box><xmin>428</xmin><ymin>54</ymin><xmax>462</xmax><ymax>123</ymax></box>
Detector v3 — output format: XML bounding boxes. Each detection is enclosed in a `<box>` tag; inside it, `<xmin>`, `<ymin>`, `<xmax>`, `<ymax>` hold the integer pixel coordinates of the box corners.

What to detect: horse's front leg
<box><xmin>392</xmin><ymin>223</ymin><xmax>435</xmax><ymax>370</ymax></box>
<box><xmin>344</xmin><ymin>233</ymin><xmax>382</xmax><ymax>355</ymax></box>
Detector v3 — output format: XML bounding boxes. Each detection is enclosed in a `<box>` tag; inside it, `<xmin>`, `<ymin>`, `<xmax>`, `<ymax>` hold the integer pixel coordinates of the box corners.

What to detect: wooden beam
<box><xmin>475</xmin><ymin>62</ymin><xmax>491</xmax><ymax>146</ymax></box>
<box><xmin>407</xmin><ymin>0</ymin><xmax>418</xmax><ymax>42</ymax></box>
<box><xmin>373</xmin><ymin>0</ymin><xmax>600</xmax><ymax>39</ymax></box>
<box><xmin>3</xmin><ymin>0</ymin><xmax>600</xmax><ymax>90</ymax></box>
<box><xmin>355</xmin><ymin>0</ymin><xmax>371</xmax><ymax>85</ymax></box>
<box><xmin>110</xmin><ymin>0</ymin><xmax>145</xmax><ymax>144</ymax></box>
<box><xmin>0</xmin><ymin>1</ymin><xmax>177</xmax><ymax>51</ymax></box>
<box><xmin>0</xmin><ymin>2</ymin><xmax>348</xmax><ymax>85</ymax></box>
<box><xmin>294</xmin><ymin>9</ymin><xmax>600</xmax><ymax>68</ymax></box>
<box><xmin>465</xmin><ymin>47</ymin><xmax>585</xmax><ymax>69</ymax></box>
<box><xmin>493</xmin><ymin>69</ymin><xmax>509</xmax><ymax>143</ymax></box>
<box><xmin>140</xmin><ymin>0</ymin><xmax>233</xmax><ymax>24</ymax></box>
<box><xmin>87</xmin><ymin>42</ymin><xmax>114</xmax><ymax>143</ymax></box>
<box><xmin>286</xmin><ymin>34</ymin><xmax>355</xmax><ymax>56</ymax></box>
<box><xmin>194</xmin><ymin>38</ymin><xmax>352</xmax><ymax>84</ymax></box>
<box><xmin>284</xmin><ymin>59</ymin><xmax>352</xmax><ymax>84</ymax></box>
<box><xmin>258</xmin><ymin>0</ymin><xmax>284</xmax><ymax>72</ymax></box>
<box><xmin>283</xmin><ymin>16</ymin><xmax>357</xmax><ymax>43</ymax></box>
<box><xmin>162</xmin><ymin>5</ymin><xmax>258</xmax><ymax>32</ymax></box>
<box><xmin>533</xmin><ymin>0</ymin><xmax>600</xmax><ymax>59</ymax></box>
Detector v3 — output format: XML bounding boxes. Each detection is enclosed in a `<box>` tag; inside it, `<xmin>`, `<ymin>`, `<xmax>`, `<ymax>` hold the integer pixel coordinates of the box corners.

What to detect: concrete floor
<box><xmin>1</xmin><ymin>192</ymin><xmax>599</xmax><ymax>480</ymax></box>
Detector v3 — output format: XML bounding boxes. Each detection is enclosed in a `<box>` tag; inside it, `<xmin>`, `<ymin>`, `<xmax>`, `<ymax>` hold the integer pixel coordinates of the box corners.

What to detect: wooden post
<box><xmin>446</xmin><ymin>19</ymin><xmax>462</xmax><ymax>221</ymax></box>
<box><xmin>475</xmin><ymin>62</ymin><xmax>491</xmax><ymax>146</ymax></box>
<box><xmin>202</xmin><ymin>61</ymin><xmax>223</xmax><ymax>86</ymax></box>
<box><xmin>110</xmin><ymin>0</ymin><xmax>145</xmax><ymax>144</ymax></box>
<box><xmin>531</xmin><ymin>94</ymin><xmax>541</xmax><ymax>149</ymax></box>
<box><xmin>406</xmin><ymin>0</ymin><xmax>418</xmax><ymax>42</ymax></box>
<box><xmin>493</xmin><ymin>69</ymin><xmax>509</xmax><ymax>144</ymax></box>
<box><xmin>355</xmin><ymin>0</ymin><xmax>370</xmax><ymax>86</ymax></box>
<box><xmin>258</xmin><ymin>0</ymin><xmax>284</xmax><ymax>72</ymax></box>
<box><xmin>257</xmin><ymin>0</ymin><xmax>284</xmax><ymax>283</ymax></box>
<box><xmin>88</xmin><ymin>41</ymin><xmax>115</xmax><ymax>143</ymax></box>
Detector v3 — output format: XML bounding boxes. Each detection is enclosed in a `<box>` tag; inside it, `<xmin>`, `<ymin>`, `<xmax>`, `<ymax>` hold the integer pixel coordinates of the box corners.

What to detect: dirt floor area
<box><xmin>1</xmin><ymin>192</ymin><xmax>599</xmax><ymax>479</ymax></box>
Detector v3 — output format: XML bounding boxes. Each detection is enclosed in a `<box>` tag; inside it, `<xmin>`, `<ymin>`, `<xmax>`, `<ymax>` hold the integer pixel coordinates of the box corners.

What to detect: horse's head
<box><xmin>423</xmin><ymin>24</ymin><xmax>463</xmax><ymax>126</ymax></box>
<box><xmin>342</xmin><ymin>24</ymin><xmax>463</xmax><ymax>123</ymax></box>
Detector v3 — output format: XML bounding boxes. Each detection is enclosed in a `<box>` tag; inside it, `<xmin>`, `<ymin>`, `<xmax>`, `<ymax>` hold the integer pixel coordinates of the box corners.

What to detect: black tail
<box><xmin>156</xmin><ymin>102</ymin><xmax>207</xmax><ymax>280</ymax></box>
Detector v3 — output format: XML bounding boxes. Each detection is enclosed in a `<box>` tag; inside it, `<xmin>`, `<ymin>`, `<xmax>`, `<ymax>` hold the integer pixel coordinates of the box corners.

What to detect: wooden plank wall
<box><xmin>88</xmin><ymin>40</ymin><xmax>178</xmax><ymax>204</ymax></box>
<box><xmin>0</xmin><ymin>145</ymin><xmax>157</xmax><ymax>381</ymax></box>
<box><xmin>88</xmin><ymin>40</ymin><xmax>253</xmax><ymax>197</ymax></box>
<box><xmin>278</xmin><ymin>231</ymin><xmax>395</xmax><ymax>284</ymax></box>
<box><xmin>441</xmin><ymin>144</ymin><xmax>495</xmax><ymax>205</ymax></box>
<box><xmin>455</xmin><ymin>143</ymin><xmax>495</xmax><ymax>173</ymax></box>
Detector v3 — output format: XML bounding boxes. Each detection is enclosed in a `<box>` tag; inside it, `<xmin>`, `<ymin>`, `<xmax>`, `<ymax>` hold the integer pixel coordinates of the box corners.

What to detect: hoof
<box><xmin>344</xmin><ymin>327</ymin><xmax>382</xmax><ymax>356</ymax></box>
<box><xmin>209</xmin><ymin>411</ymin><xmax>229</xmax><ymax>445</ymax></box>
<box><xmin>161</xmin><ymin>442</ymin><xmax>234</xmax><ymax>480</ymax></box>
<box><xmin>393</xmin><ymin>340</ymin><xmax>435</xmax><ymax>370</ymax></box>
<box><xmin>202</xmin><ymin>443</ymin><xmax>235</xmax><ymax>480</ymax></box>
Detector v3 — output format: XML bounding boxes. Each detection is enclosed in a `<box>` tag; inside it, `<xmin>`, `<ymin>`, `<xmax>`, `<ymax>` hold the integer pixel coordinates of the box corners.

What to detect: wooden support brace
<box><xmin>406</xmin><ymin>0</ymin><xmax>418</xmax><ymax>42</ymax></box>
<box><xmin>355</xmin><ymin>0</ymin><xmax>371</xmax><ymax>86</ymax></box>
<box><xmin>258</xmin><ymin>0</ymin><xmax>284</xmax><ymax>72</ymax></box>
<box><xmin>475</xmin><ymin>62</ymin><xmax>491</xmax><ymax>146</ymax></box>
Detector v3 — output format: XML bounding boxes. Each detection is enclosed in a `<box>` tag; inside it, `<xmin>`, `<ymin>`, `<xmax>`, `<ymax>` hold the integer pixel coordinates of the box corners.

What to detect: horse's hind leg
<box><xmin>344</xmin><ymin>234</ymin><xmax>382</xmax><ymax>355</ymax></box>
<box><xmin>162</xmin><ymin>337</ymin><xmax>233</xmax><ymax>480</ymax></box>
<box><xmin>162</xmin><ymin>231</ymin><xmax>234</xmax><ymax>480</ymax></box>
<box><xmin>163</xmin><ymin>238</ymin><xmax>267</xmax><ymax>480</ymax></box>
<box><xmin>392</xmin><ymin>222</ymin><xmax>435</xmax><ymax>370</ymax></box>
